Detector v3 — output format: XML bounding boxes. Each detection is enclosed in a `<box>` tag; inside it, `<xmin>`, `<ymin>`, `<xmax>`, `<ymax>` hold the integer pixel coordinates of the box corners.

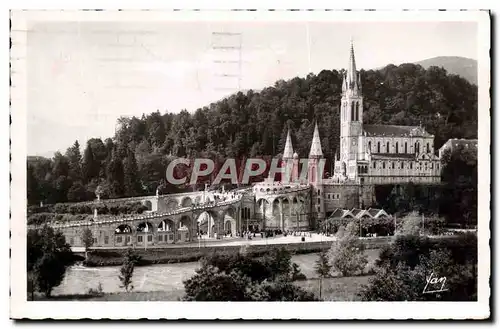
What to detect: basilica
<box><xmin>274</xmin><ymin>41</ymin><xmax>442</xmax><ymax>222</ymax></box>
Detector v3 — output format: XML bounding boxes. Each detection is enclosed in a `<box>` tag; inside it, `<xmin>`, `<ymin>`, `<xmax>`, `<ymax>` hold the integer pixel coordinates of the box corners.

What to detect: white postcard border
<box><xmin>9</xmin><ymin>9</ymin><xmax>491</xmax><ymax>320</ymax></box>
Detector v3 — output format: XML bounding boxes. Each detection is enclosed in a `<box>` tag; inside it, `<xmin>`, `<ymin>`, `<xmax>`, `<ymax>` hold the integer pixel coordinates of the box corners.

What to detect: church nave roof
<box><xmin>363</xmin><ymin>124</ymin><xmax>433</xmax><ymax>138</ymax></box>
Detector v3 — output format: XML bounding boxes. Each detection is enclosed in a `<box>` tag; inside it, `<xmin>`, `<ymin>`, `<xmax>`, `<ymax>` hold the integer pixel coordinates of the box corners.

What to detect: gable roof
<box><xmin>351</xmin><ymin>208</ymin><xmax>363</xmax><ymax>217</ymax></box>
<box><xmin>363</xmin><ymin>124</ymin><xmax>433</xmax><ymax>138</ymax></box>
<box><xmin>329</xmin><ymin>208</ymin><xmax>344</xmax><ymax>218</ymax></box>
<box><xmin>328</xmin><ymin>207</ymin><xmax>392</xmax><ymax>220</ymax></box>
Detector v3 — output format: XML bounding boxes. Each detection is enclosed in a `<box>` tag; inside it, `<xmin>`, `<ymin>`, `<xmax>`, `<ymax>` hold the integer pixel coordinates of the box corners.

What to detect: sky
<box><xmin>26</xmin><ymin>20</ymin><xmax>478</xmax><ymax>156</ymax></box>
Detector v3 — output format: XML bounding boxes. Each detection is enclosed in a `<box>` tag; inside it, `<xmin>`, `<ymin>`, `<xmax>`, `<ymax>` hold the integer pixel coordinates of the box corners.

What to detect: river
<box><xmin>53</xmin><ymin>250</ymin><xmax>381</xmax><ymax>296</ymax></box>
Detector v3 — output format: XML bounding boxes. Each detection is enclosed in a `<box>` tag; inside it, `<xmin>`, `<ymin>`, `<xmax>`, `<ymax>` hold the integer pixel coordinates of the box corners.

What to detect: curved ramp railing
<box><xmin>33</xmin><ymin>195</ymin><xmax>243</xmax><ymax>230</ymax></box>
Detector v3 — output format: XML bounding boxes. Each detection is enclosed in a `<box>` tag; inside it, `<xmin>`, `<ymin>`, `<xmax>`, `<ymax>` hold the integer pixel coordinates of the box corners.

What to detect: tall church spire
<box><xmin>283</xmin><ymin>129</ymin><xmax>294</xmax><ymax>160</ymax></box>
<box><xmin>347</xmin><ymin>38</ymin><xmax>359</xmax><ymax>90</ymax></box>
<box><xmin>309</xmin><ymin>122</ymin><xmax>323</xmax><ymax>158</ymax></box>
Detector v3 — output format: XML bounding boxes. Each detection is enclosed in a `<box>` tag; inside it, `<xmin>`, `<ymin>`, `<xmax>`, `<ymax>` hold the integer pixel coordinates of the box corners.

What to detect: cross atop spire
<box><xmin>309</xmin><ymin>122</ymin><xmax>323</xmax><ymax>158</ymax></box>
<box><xmin>283</xmin><ymin>128</ymin><xmax>294</xmax><ymax>159</ymax></box>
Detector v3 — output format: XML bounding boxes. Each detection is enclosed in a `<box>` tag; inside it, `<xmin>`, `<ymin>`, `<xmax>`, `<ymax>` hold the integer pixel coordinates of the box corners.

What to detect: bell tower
<box><xmin>340</xmin><ymin>39</ymin><xmax>364</xmax><ymax>179</ymax></box>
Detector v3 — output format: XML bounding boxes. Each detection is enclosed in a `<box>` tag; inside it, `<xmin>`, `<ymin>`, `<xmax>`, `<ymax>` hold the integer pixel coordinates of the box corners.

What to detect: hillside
<box><xmin>414</xmin><ymin>56</ymin><xmax>477</xmax><ymax>85</ymax></box>
<box><xmin>27</xmin><ymin>63</ymin><xmax>478</xmax><ymax>204</ymax></box>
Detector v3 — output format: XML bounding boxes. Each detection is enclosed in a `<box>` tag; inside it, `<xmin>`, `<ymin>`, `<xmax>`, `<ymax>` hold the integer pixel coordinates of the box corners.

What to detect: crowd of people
<box><xmin>196</xmin><ymin>228</ymin><xmax>313</xmax><ymax>241</ymax></box>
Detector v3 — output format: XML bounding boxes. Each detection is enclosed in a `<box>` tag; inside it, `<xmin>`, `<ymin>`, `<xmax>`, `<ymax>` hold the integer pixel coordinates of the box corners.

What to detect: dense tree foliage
<box><xmin>27</xmin><ymin>63</ymin><xmax>477</xmax><ymax>205</ymax></box>
<box><xmin>182</xmin><ymin>248</ymin><xmax>316</xmax><ymax>301</ymax></box>
<box><xmin>360</xmin><ymin>233</ymin><xmax>477</xmax><ymax>301</ymax></box>
<box><xmin>27</xmin><ymin>225</ymin><xmax>74</xmax><ymax>297</ymax></box>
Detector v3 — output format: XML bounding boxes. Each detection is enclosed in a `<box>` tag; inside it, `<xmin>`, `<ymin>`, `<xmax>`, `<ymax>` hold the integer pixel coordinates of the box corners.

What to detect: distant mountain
<box><xmin>413</xmin><ymin>56</ymin><xmax>477</xmax><ymax>85</ymax></box>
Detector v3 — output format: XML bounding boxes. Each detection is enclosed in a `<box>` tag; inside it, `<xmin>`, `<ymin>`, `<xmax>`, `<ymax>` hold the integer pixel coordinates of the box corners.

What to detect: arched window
<box><xmin>400</xmin><ymin>162</ymin><xmax>404</xmax><ymax>169</ymax></box>
<box><xmin>386</xmin><ymin>142</ymin><xmax>390</xmax><ymax>153</ymax></box>
<box><xmin>382</xmin><ymin>162</ymin><xmax>386</xmax><ymax>169</ymax></box>
<box><xmin>377</xmin><ymin>142</ymin><xmax>381</xmax><ymax>153</ymax></box>
<box><xmin>373</xmin><ymin>161</ymin><xmax>376</xmax><ymax>169</ymax></box>
<box><xmin>351</xmin><ymin>102</ymin><xmax>355</xmax><ymax>121</ymax></box>
<box><xmin>355</xmin><ymin>102</ymin><xmax>360</xmax><ymax>121</ymax></box>
<box><xmin>396</xmin><ymin>142</ymin><xmax>399</xmax><ymax>153</ymax></box>
<box><xmin>405</xmin><ymin>142</ymin><xmax>408</xmax><ymax>153</ymax></box>
<box><xmin>392</xmin><ymin>162</ymin><xmax>395</xmax><ymax>169</ymax></box>
<box><xmin>427</xmin><ymin>143</ymin><xmax>430</xmax><ymax>153</ymax></box>
<box><xmin>415</xmin><ymin>142</ymin><xmax>420</xmax><ymax>154</ymax></box>
<box><xmin>368</xmin><ymin>141</ymin><xmax>372</xmax><ymax>152</ymax></box>
<box><xmin>410</xmin><ymin>162</ymin><xmax>413</xmax><ymax>169</ymax></box>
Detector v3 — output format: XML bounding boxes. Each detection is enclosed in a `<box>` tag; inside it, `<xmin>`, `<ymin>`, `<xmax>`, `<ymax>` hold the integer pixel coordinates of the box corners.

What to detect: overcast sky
<box><xmin>26</xmin><ymin>20</ymin><xmax>477</xmax><ymax>156</ymax></box>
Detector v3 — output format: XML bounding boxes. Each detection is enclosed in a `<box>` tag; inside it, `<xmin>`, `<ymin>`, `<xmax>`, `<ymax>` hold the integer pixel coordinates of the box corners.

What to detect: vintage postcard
<box><xmin>10</xmin><ymin>9</ymin><xmax>490</xmax><ymax>320</ymax></box>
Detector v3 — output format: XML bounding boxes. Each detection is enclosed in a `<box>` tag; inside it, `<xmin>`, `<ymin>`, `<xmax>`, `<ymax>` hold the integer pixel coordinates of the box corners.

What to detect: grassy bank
<box><xmin>35</xmin><ymin>275</ymin><xmax>373</xmax><ymax>302</ymax></box>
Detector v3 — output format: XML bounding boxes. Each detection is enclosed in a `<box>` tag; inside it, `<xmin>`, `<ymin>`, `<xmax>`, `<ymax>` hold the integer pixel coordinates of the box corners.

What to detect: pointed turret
<box><xmin>309</xmin><ymin>122</ymin><xmax>323</xmax><ymax>158</ymax></box>
<box><xmin>283</xmin><ymin>129</ymin><xmax>294</xmax><ymax>160</ymax></box>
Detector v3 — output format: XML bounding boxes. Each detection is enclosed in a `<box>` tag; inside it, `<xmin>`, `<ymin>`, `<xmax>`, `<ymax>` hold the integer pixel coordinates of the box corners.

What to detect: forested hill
<box><xmin>414</xmin><ymin>56</ymin><xmax>477</xmax><ymax>85</ymax></box>
<box><xmin>27</xmin><ymin>63</ymin><xmax>478</xmax><ymax>204</ymax></box>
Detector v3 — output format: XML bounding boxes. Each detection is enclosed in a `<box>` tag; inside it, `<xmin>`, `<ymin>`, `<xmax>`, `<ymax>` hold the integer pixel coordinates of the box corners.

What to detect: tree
<box><xmin>183</xmin><ymin>265</ymin><xmax>254</xmax><ymax>301</ymax></box>
<box><xmin>65</xmin><ymin>140</ymin><xmax>82</xmax><ymax>182</ymax></box>
<box><xmin>328</xmin><ymin>222</ymin><xmax>368</xmax><ymax>277</ymax></box>
<box><xmin>27</xmin><ymin>225</ymin><xmax>73</xmax><ymax>297</ymax></box>
<box><xmin>27</xmin><ymin>164</ymin><xmax>40</xmax><ymax>205</ymax></box>
<box><xmin>67</xmin><ymin>181</ymin><xmax>87</xmax><ymax>202</ymax></box>
<box><xmin>81</xmin><ymin>228</ymin><xmax>94</xmax><ymax>260</ymax></box>
<box><xmin>251</xmin><ymin>276</ymin><xmax>317</xmax><ymax>301</ymax></box>
<box><xmin>119</xmin><ymin>248</ymin><xmax>141</xmax><ymax>292</ymax></box>
<box><xmin>440</xmin><ymin>146</ymin><xmax>478</xmax><ymax>227</ymax></box>
<box><xmin>82</xmin><ymin>141</ymin><xmax>99</xmax><ymax>184</ymax></box>
<box><xmin>396</xmin><ymin>211</ymin><xmax>422</xmax><ymax>236</ymax></box>
<box><xmin>314</xmin><ymin>252</ymin><xmax>332</xmax><ymax>300</ymax></box>
<box><xmin>123</xmin><ymin>150</ymin><xmax>141</xmax><ymax>196</ymax></box>
<box><xmin>106</xmin><ymin>151</ymin><xmax>125</xmax><ymax>198</ymax></box>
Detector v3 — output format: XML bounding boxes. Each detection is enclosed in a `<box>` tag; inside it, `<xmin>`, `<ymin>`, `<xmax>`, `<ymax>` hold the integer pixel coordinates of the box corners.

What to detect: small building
<box><xmin>325</xmin><ymin>207</ymin><xmax>393</xmax><ymax>236</ymax></box>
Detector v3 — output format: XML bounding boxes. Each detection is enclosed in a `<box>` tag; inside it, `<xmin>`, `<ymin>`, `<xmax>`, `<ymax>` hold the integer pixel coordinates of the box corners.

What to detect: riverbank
<box><xmin>36</xmin><ymin>275</ymin><xmax>374</xmax><ymax>301</ymax></box>
<box><xmin>84</xmin><ymin>236</ymin><xmax>393</xmax><ymax>267</ymax></box>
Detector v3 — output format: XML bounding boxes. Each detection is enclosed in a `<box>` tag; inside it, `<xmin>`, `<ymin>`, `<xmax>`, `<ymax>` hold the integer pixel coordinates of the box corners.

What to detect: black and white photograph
<box><xmin>9</xmin><ymin>9</ymin><xmax>490</xmax><ymax>320</ymax></box>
